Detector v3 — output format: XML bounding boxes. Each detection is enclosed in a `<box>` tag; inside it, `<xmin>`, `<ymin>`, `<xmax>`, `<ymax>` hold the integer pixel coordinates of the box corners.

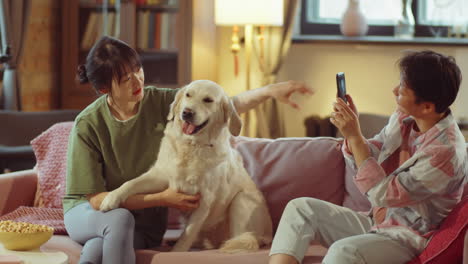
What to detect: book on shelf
<box><xmin>154</xmin><ymin>12</ymin><xmax>161</xmax><ymax>49</ymax></box>
<box><xmin>135</xmin><ymin>0</ymin><xmax>179</xmax><ymax>6</ymax></box>
<box><xmin>147</xmin><ymin>12</ymin><xmax>156</xmax><ymax>49</ymax></box>
<box><xmin>137</xmin><ymin>10</ymin><xmax>151</xmax><ymax>49</ymax></box>
<box><xmin>80</xmin><ymin>0</ymin><xmax>117</xmax><ymax>5</ymax></box>
<box><xmin>104</xmin><ymin>12</ymin><xmax>115</xmax><ymax>37</ymax></box>
<box><xmin>81</xmin><ymin>11</ymin><xmax>118</xmax><ymax>50</ymax></box>
<box><xmin>81</xmin><ymin>12</ymin><xmax>99</xmax><ymax>50</ymax></box>
<box><xmin>136</xmin><ymin>11</ymin><xmax>176</xmax><ymax>50</ymax></box>
<box><xmin>159</xmin><ymin>12</ymin><xmax>170</xmax><ymax>49</ymax></box>
<box><xmin>80</xmin><ymin>0</ymin><xmax>177</xmax><ymax>6</ymax></box>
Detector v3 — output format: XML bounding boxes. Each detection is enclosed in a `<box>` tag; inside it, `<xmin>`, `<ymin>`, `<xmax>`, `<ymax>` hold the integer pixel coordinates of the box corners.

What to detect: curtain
<box><xmin>251</xmin><ymin>0</ymin><xmax>299</xmax><ymax>138</ymax></box>
<box><xmin>0</xmin><ymin>0</ymin><xmax>31</xmax><ymax>110</ymax></box>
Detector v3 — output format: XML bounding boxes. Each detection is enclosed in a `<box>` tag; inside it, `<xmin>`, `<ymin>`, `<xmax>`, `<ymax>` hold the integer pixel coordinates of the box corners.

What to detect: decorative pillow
<box><xmin>233</xmin><ymin>136</ymin><xmax>345</xmax><ymax>231</ymax></box>
<box><xmin>31</xmin><ymin>122</ymin><xmax>74</xmax><ymax>208</ymax></box>
<box><xmin>0</xmin><ymin>206</ymin><xmax>67</xmax><ymax>235</ymax></box>
<box><xmin>407</xmin><ymin>197</ymin><xmax>468</xmax><ymax>264</ymax></box>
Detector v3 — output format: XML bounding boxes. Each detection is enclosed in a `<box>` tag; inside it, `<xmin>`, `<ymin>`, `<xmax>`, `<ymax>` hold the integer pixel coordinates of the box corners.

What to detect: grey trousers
<box><xmin>269</xmin><ymin>198</ymin><xmax>418</xmax><ymax>264</ymax></box>
<box><xmin>64</xmin><ymin>202</ymin><xmax>161</xmax><ymax>264</ymax></box>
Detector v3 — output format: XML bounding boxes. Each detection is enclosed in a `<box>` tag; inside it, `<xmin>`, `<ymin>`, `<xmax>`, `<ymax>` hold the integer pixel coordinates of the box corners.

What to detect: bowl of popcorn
<box><xmin>0</xmin><ymin>220</ymin><xmax>54</xmax><ymax>251</ymax></box>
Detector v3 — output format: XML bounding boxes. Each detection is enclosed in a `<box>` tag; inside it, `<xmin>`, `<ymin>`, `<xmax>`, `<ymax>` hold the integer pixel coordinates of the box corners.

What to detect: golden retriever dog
<box><xmin>100</xmin><ymin>80</ymin><xmax>273</xmax><ymax>252</ymax></box>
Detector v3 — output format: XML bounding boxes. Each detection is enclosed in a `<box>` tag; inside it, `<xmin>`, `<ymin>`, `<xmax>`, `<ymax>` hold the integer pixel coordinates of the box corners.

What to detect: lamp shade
<box><xmin>215</xmin><ymin>0</ymin><xmax>283</xmax><ymax>26</ymax></box>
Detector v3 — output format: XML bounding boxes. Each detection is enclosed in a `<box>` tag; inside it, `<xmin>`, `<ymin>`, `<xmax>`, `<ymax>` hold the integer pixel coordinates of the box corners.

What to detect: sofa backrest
<box><xmin>28</xmin><ymin>121</ymin><xmax>468</xmax><ymax>233</ymax></box>
<box><xmin>0</xmin><ymin>110</ymin><xmax>80</xmax><ymax>146</ymax></box>
<box><xmin>305</xmin><ymin>113</ymin><xmax>389</xmax><ymax>138</ymax></box>
<box><xmin>233</xmin><ymin>136</ymin><xmax>346</xmax><ymax>231</ymax></box>
<box><xmin>0</xmin><ymin>110</ymin><xmax>81</xmax><ymax>172</ymax></box>
<box><xmin>28</xmin><ymin>121</ymin><xmax>348</xmax><ymax>231</ymax></box>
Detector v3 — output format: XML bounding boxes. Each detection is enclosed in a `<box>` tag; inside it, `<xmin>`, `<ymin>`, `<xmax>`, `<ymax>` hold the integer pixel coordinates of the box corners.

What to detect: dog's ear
<box><xmin>168</xmin><ymin>86</ymin><xmax>186</xmax><ymax>121</ymax></box>
<box><xmin>223</xmin><ymin>96</ymin><xmax>242</xmax><ymax>136</ymax></box>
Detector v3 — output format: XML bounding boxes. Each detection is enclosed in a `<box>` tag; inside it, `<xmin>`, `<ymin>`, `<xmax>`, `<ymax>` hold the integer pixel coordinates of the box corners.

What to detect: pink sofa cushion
<box><xmin>136</xmin><ymin>244</ymin><xmax>327</xmax><ymax>264</ymax></box>
<box><xmin>407</xmin><ymin>197</ymin><xmax>467</xmax><ymax>264</ymax></box>
<box><xmin>233</xmin><ymin>136</ymin><xmax>345</xmax><ymax>231</ymax></box>
<box><xmin>0</xmin><ymin>206</ymin><xmax>66</xmax><ymax>235</ymax></box>
<box><xmin>31</xmin><ymin>122</ymin><xmax>73</xmax><ymax>209</ymax></box>
<box><xmin>40</xmin><ymin>236</ymin><xmax>329</xmax><ymax>264</ymax></box>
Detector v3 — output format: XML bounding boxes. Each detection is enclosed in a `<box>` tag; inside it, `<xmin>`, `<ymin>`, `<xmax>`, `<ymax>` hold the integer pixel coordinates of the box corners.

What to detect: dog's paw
<box><xmin>99</xmin><ymin>192</ymin><xmax>123</xmax><ymax>212</ymax></box>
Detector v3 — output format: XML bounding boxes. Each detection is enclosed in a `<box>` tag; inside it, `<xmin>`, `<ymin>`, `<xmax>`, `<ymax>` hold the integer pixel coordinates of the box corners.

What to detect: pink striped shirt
<box><xmin>343</xmin><ymin>110</ymin><xmax>467</xmax><ymax>252</ymax></box>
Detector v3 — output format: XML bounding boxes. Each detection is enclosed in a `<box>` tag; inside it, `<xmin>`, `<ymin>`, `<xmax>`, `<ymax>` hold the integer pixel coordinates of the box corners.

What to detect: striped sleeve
<box><xmin>342</xmin><ymin>111</ymin><xmax>400</xmax><ymax>170</ymax></box>
<box><xmin>364</xmin><ymin>144</ymin><xmax>459</xmax><ymax>208</ymax></box>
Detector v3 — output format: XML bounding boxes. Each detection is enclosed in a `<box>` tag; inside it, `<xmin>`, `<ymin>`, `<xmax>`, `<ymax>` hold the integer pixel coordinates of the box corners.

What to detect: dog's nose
<box><xmin>182</xmin><ymin>108</ymin><xmax>194</xmax><ymax>121</ymax></box>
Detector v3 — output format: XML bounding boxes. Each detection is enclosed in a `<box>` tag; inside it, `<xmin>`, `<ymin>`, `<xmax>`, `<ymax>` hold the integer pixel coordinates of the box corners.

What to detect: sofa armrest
<box><xmin>0</xmin><ymin>169</ymin><xmax>38</xmax><ymax>216</ymax></box>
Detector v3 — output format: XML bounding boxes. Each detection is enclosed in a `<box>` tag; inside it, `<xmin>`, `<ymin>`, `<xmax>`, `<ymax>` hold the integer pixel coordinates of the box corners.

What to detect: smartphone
<box><xmin>336</xmin><ymin>72</ymin><xmax>347</xmax><ymax>103</ymax></box>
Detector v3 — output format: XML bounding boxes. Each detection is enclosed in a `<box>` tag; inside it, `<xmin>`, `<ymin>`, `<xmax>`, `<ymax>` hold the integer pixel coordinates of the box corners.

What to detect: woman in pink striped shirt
<box><xmin>269</xmin><ymin>50</ymin><xmax>466</xmax><ymax>264</ymax></box>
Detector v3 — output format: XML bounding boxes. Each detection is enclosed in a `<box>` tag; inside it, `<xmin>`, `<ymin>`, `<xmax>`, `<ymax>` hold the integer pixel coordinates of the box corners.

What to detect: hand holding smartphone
<box><xmin>336</xmin><ymin>72</ymin><xmax>347</xmax><ymax>103</ymax></box>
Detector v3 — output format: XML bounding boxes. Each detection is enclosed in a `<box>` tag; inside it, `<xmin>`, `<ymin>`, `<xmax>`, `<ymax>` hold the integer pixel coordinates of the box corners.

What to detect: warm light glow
<box><xmin>215</xmin><ymin>0</ymin><xmax>284</xmax><ymax>26</ymax></box>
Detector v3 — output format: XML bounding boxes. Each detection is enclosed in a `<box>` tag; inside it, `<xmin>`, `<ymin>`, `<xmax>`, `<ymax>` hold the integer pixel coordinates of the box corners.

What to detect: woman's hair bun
<box><xmin>77</xmin><ymin>64</ymin><xmax>89</xmax><ymax>84</ymax></box>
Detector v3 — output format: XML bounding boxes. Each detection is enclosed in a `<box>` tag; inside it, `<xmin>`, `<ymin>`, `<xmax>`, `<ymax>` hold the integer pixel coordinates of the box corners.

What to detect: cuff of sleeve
<box><xmin>342</xmin><ymin>139</ymin><xmax>353</xmax><ymax>156</ymax></box>
<box><xmin>342</xmin><ymin>138</ymin><xmax>373</xmax><ymax>157</ymax></box>
<box><xmin>355</xmin><ymin>157</ymin><xmax>386</xmax><ymax>194</ymax></box>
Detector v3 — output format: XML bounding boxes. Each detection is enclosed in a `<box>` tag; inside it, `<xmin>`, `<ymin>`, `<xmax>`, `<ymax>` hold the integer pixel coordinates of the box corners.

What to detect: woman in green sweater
<box><xmin>63</xmin><ymin>36</ymin><xmax>313</xmax><ymax>264</ymax></box>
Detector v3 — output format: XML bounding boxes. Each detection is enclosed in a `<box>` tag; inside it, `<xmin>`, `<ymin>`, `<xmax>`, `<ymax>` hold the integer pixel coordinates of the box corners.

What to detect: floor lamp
<box><xmin>215</xmin><ymin>0</ymin><xmax>283</xmax><ymax>136</ymax></box>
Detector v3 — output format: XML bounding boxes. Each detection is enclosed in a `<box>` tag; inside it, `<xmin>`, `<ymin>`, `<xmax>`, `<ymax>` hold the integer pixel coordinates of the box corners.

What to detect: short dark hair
<box><xmin>76</xmin><ymin>36</ymin><xmax>142</xmax><ymax>93</ymax></box>
<box><xmin>398</xmin><ymin>50</ymin><xmax>462</xmax><ymax>113</ymax></box>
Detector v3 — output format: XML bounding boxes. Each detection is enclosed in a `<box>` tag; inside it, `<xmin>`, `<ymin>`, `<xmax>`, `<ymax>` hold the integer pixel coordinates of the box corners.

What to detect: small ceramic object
<box><xmin>340</xmin><ymin>0</ymin><xmax>369</xmax><ymax>37</ymax></box>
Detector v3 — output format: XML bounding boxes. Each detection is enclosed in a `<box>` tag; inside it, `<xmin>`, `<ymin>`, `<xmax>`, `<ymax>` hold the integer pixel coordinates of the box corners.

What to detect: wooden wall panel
<box><xmin>19</xmin><ymin>0</ymin><xmax>60</xmax><ymax>111</ymax></box>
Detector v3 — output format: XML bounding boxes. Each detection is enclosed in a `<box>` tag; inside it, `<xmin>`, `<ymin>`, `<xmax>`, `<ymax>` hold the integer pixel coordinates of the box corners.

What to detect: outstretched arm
<box><xmin>88</xmin><ymin>189</ymin><xmax>200</xmax><ymax>212</ymax></box>
<box><xmin>232</xmin><ymin>81</ymin><xmax>314</xmax><ymax>114</ymax></box>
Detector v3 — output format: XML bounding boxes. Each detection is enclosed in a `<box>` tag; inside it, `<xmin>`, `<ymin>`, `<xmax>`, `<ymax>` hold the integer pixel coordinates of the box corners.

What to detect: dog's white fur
<box><xmin>100</xmin><ymin>80</ymin><xmax>272</xmax><ymax>252</ymax></box>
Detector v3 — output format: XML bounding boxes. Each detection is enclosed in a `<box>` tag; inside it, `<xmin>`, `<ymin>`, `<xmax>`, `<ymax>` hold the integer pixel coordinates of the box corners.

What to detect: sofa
<box><xmin>304</xmin><ymin>112</ymin><xmax>390</xmax><ymax>138</ymax></box>
<box><xmin>0</xmin><ymin>120</ymin><xmax>467</xmax><ymax>264</ymax></box>
<box><xmin>0</xmin><ymin>110</ymin><xmax>80</xmax><ymax>173</ymax></box>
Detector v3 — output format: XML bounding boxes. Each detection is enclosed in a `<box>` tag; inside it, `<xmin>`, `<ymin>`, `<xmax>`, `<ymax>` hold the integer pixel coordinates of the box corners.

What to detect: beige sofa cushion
<box><xmin>143</xmin><ymin>244</ymin><xmax>327</xmax><ymax>264</ymax></box>
<box><xmin>43</xmin><ymin>235</ymin><xmax>328</xmax><ymax>264</ymax></box>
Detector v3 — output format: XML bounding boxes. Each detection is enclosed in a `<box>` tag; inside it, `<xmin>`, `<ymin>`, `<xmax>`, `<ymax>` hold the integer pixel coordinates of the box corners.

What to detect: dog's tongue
<box><xmin>182</xmin><ymin>122</ymin><xmax>196</xmax><ymax>135</ymax></box>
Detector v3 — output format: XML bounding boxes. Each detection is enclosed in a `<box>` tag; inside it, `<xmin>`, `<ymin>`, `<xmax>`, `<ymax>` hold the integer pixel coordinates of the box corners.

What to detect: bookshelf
<box><xmin>61</xmin><ymin>0</ymin><xmax>192</xmax><ymax>109</ymax></box>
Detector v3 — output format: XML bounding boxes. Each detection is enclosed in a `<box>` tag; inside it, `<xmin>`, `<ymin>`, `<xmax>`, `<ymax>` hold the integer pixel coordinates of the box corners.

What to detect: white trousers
<box><xmin>269</xmin><ymin>198</ymin><xmax>418</xmax><ymax>264</ymax></box>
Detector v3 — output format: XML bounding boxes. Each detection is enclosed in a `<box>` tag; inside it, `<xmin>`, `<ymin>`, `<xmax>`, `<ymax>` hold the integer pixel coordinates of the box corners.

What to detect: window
<box><xmin>418</xmin><ymin>0</ymin><xmax>468</xmax><ymax>37</ymax></box>
<box><xmin>300</xmin><ymin>0</ymin><xmax>467</xmax><ymax>37</ymax></box>
<box><xmin>306</xmin><ymin>0</ymin><xmax>402</xmax><ymax>25</ymax></box>
<box><xmin>419</xmin><ymin>0</ymin><xmax>468</xmax><ymax>26</ymax></box>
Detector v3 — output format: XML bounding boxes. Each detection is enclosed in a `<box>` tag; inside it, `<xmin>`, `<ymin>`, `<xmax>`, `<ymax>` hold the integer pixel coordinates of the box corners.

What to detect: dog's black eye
<box><xmin>186</xmin><ymin>93</ymin><xmax>191</xmax><ymax>98</ymax></box>
<box><xmin>203</xmin><ymin>97</ymin><xmax>213</xmax><ymax>103</ymax></box>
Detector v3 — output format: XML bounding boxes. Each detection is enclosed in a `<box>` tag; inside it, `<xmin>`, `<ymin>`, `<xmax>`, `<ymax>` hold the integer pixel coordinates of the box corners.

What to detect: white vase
<box><xmin>340</xmin><ymin>0</ymin><xmax>369</xmax><ymax>37</ymax></box>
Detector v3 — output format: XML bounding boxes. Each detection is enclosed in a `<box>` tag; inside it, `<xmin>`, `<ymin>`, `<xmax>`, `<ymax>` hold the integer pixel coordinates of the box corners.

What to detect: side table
<box><xmin>0</xmin><ymin>244</ymin><xmax>68</xmax><ymax>264</ymax></box>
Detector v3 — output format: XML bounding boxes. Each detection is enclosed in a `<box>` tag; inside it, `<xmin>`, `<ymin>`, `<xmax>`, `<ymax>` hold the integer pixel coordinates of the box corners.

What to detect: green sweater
<box><xmin>63</xmin><ymin>86</ymin><xmax>179</xmax><ymax>211</ymax></box>
<box><xmin>63</xmin><ymin>86</ymin><xmax>178</xmax><ymax>245</ymax></box>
